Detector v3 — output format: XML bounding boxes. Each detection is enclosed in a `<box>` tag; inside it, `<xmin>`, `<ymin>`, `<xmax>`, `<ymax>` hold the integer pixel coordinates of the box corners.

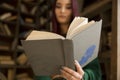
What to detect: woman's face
<box><xmin>55</xmin><ymin>0</ymin><xmax>72</xmax><ymax>24</ymax></box>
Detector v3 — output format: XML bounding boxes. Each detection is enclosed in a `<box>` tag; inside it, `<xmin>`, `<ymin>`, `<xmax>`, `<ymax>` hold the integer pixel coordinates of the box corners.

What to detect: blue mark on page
<box><xmin>79</xmin><ymin>45</ymin><xmax>96</xmax><ymax>66</ymax></box>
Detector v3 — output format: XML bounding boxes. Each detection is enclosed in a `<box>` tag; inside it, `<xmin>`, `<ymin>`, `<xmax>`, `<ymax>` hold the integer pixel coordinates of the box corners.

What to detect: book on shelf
<box><xmin>7</xmin><ymin>69</ymin><xmax>15</xmax><ymax>80</ymax></box>
<box><xmin>0</xmin><ymin>13</ymin><xmax>12</xmax><ymax>20</ymax></box>
<box><xmin>0</xmin><ymin>22</ymin><xmax>6</xmax><ymax>35</ymax></box>
<box><xmin>25</xmin><ymin>18</ymin><xmax>33</xmax><ymax>23</ymax></box>
<box><xmin>30</xmin><ymin>6</ymin><xmax>38</xmax><ymax>15</ymax></box>
<box><xmin>20</xmin><ymin>3</ymin><xmax>38</xmax><ymax>15</ymax></box>
<box><xmin>3</xmin><ymin>24</ymin><xmax>12</xmax><ymax>36</ymax></box>
<box><xmin>17</xmin><ymin>53</ymin><xmax>28</xmax><ymax>65</ymax></box>
<box><xmin>0</xmin><ymin>72</ymin><xmax>7</xmax><ymax>80</ymax></box>
<box><xmin>0</xmin><ymin>12</ymin><xmax>17</xmax><ymax>21</ymax></box>
<box><xmin>0</xmin><ymin>60</ymin><xmax>15</xmax><ymax>65</ymax></box>
<box><xmin>0</xmin><ymin>22</ymin><xmax>12</xmax><ymax>36</ymax></box>
<box><xmin>5</xmin><ymin>15</ymin><xmax>17</xmax><ymax>21</ymax></box>
<box><xmin>40</xmin><ymin>17</ymin><xmax>47</xmax><ymax>25</ymax></box>
<box><xmin>1</xmin><ymin>3</ymin><xmax>15</xmax><ymax>10</ymax></box>
<box><xmin>0</xmin><ymin>55</ymin><xmax>11</xmax><ymax>61</ymax></box>
<box><xmin>20</xmin><ymin>4</ymin><xmax>29</xmax><ymax>14</ymax></box>
<box><xmin>21</xmin><ymin>17</ymin><xmax>102</xmax><ymax>76</ymax></box>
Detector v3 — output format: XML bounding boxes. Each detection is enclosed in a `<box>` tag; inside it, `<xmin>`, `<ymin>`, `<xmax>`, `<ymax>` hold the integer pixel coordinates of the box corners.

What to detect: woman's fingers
<box><xmin>61</xmin><ymin>66</ymin><xmax>82</xmax><ymax>79</ymax></box>
<box><xmin>60</xmin><ymin>68</ymin><xmax>77</xmax><ymax>80</ymax></box>
<box><xmin>60</xmin><ymin>68</ymin><xmax>71</xmax><ymax>79</ymax></box>
<box><xmin>75</xmin><ymin>60</ymin><xmax>84</xmax><ymax>76</ymax></box>
<box><xmin>60</xmin><ymin>60</ymin><xmax>84</xmax><ymax>80</ymax></box>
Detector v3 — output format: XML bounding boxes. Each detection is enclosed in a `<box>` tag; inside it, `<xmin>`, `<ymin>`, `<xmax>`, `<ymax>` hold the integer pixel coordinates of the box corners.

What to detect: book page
<box><xmin>26</xmin><ymin>30</ymin><xmax>65</xmax><ymax>40</ymax></box>
<box><xmin>66</xmin><ymin>17</ymin><xmax>88</xmax><ymax>37</ymax></box>
<box><xmin>71</xmin><ymin>20</ymin><xmax>102</xmax><ymax>67</ymax></box>
<box><xmin>67</xmin><ymin>21</ymin><xmax>95</xmax><ymax>39</ymax></box>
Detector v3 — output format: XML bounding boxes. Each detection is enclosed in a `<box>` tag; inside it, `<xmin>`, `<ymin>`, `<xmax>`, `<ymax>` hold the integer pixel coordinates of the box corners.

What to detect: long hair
<box><xmin>52</xmin><ymin>0</ymin><xmax>79</xmax><ymax>33</ymax></box>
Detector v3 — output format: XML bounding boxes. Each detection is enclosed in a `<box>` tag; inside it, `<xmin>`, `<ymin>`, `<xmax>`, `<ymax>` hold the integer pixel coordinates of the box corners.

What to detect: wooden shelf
<box><xmin>79</xmin><ymin>0</ymin><xmax>116</xmax><ymax>80</ymax></box>
<box><xmin>0</xmin><ymin>64</ymin><xmax>16</xmax><ymax>68</ymax></box>
<box><xmin>0</xmin><ymin>0</ymin><xmax>52</xmax><ymax>79</ymax></box>
<box><xmin>80</xmin><ymin>0</ymin><xmax>112</xmax><ymax>18</ymax></box>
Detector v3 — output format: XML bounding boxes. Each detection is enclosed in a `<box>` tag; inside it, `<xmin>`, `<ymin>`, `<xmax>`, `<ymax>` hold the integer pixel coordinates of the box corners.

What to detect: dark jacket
<box><xmin>34</xmin><ymin>58</ymin><xmax>102</xmax><ymax>80</ymax></box>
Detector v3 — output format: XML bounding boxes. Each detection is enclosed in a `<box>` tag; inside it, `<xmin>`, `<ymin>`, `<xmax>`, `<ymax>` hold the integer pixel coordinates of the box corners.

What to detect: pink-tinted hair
<box><xmin>52</xmin><ymin>0</ymin><xmax>79</xmax><ymax>33</ymax></box>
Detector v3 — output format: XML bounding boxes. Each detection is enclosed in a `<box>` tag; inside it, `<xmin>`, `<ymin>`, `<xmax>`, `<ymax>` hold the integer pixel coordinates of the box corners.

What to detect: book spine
<box><xmin>0</xmin><ymin>13</ymin><xmax>12</xmax><ymax>20</ymax></box>
<box><xmin>0</xmin><ymin>60</ymin><xmax>15</xmax><ymax>65</ymax></box>
<box><xmin>0</xmin><ymin>56</ymin><xmax>12</xmax><ymax>61</ymax></box>
<box><xmin>62</xmin><ymin>40</ymin><xmax>75</xmax><ymax>70</ymax></box>
<box><xmin>8</xmin><ymin>69</ymin><xmax>15</xmax><ymax>80</ymax></box>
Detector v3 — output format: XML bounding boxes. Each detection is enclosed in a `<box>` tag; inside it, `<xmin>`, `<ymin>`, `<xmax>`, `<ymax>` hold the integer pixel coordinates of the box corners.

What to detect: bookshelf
<box><xmin>0</xmin><ymin>0</ymin><xmax>52</xmax><ymax>79</ymax></box>
<box><xmin>0</xmin><ymin>0</ymin><xmax>19</xmax><ymax>79</ymax></box>
<box><xmin>78</xmin><ymin>0</ymin><xmax>119</xmax><ymax>80</ymax></box>
<box><xmin>110</xmin><ymin>0</ymin><xmax>117</xmax><ymax>80</ymax></box>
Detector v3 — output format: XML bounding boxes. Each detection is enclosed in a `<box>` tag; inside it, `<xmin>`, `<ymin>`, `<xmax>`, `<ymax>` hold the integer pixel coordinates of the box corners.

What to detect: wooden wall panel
<box><xmin>117</xmin><ymin>0</ymin><xmax>120</xmax><ymax>79</ymax></box>
<box><xmin>111</xmin><ymin>0</ymin><xmax>117</xmax><ymax>80</ymax></box>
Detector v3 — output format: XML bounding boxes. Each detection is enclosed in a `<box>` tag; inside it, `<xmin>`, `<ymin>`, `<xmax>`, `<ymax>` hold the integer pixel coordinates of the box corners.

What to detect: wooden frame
<box><xmin>117</xmin><ymin>0</ymin><xmax>120</xmax><ymax>79</ymax></box>
<box><xmin>110</xmin><ymin>0</ymin><xmax>117</xmax><ymax>80</ymax></box>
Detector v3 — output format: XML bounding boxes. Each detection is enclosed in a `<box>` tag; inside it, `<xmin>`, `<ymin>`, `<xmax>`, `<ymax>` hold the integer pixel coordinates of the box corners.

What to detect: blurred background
<box><xmin>0</xmin><ymin>0</ymin><xmax>118</xmax><ymax>80</ymax></box>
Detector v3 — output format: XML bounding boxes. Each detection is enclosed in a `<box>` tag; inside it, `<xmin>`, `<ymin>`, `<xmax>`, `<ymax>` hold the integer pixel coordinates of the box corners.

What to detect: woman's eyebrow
<box><xmin>56</xmin><ymin>2</ymin><xmax>71</xmax><ymax>5</ymax></box>
<box><xmin>65</xmin><ymin>2</ymin><xmax>72</xmax><ymax>6</ymax></box>
<box><xmin>66</xmin><ymin>3</ymin><xmax>71</xmax><ymax>6</ymax></box>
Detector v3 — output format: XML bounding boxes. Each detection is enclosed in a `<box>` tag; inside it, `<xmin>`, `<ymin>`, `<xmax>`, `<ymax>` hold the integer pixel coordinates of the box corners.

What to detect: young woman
<box><xmin>35</xmin><ymin>0</ymin><xmax>102</xmax><ymax>80</ymax></box>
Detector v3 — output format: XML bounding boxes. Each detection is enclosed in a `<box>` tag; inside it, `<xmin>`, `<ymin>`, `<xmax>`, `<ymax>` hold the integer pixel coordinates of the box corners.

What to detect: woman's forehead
<box><xmin>56</xmin><ymin>0</ymin><xmax>71</xmax><ymax>4</ymax></box>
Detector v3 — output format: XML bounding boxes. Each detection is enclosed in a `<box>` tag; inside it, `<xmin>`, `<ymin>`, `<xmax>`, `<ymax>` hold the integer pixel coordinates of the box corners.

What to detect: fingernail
<box><xmin>75</xmin><ymin>60</ymin><xmax>78</xmax><ymax>63</ymax></box>
<box><xmin>61</xmin><ymin>66</ymin><xmax>67</xmax><ymax>69</ymax></box>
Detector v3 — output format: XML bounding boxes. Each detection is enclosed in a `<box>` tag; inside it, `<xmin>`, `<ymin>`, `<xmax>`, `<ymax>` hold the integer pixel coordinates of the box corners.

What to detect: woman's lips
<box><xmin>59</xmin><ymin>15</ymin><xmax>66</xmax><ymax>18</ymax></box>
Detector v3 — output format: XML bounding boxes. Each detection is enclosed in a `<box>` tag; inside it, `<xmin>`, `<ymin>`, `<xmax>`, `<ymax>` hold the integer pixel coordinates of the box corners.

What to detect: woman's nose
<box><xmin>61</xmin><ymin>7</ymin><xmax>65</xmax><ymax>13</ymax></box>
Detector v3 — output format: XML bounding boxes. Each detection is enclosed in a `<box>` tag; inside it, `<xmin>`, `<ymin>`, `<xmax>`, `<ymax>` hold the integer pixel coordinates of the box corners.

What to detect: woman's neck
<box><xmin>59</xmin><ymin>24</ymin><xmax>69</xmax><ymax>35</ymax></box>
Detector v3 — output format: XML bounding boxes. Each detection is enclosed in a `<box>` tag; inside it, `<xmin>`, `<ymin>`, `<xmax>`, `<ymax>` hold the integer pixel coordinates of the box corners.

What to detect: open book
<box><xmin>21</xmin><ymin>17</ymin><xmax>102</xmax><ymax>76</ymax></box>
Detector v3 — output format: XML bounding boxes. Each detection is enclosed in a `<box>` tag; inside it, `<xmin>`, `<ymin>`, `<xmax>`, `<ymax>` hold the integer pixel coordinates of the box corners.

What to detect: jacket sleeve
<box><xmin>34</xmin><ymin>76</ymin><xmax>51</xmax><ymax>80</ymax></box>
<box><xmin>83</xmin><ymin>58</ymin><xmax>102</xmax><ymax>80</ymax></box>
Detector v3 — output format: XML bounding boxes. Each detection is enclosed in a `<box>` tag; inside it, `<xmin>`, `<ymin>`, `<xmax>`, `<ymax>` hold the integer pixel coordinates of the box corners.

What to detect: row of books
<box><xmin>0</xmin><ymin>22</ymin><xmax>12</xmax><ymax>36</ymax></box>
<box><xmin>0</xmin><ymin>71</ymin><xmax>33</xmax><ymax>80</ymax></box>
<box><xmin>1</xmin><ymin>3</ymin><xmax>16</xmax><ymax>10</ymax></box>
<box><xmin>0</xmin><ymin>1</ymin><xmax>50</xmax><ymax>15</ymax></box>
<box><xmin>0</xmin><ymin>55</ymin><xmax>15</xmax><ymax>65</ymax></box>
<box><xmin>20</xmin><ymin>4</ymin><xmax>37</xmax><ymax>15</ymax></box>
<box><xmin>0</xmin><ymin>12</ymin><xmax>49</xmax><ymax>24</ymax></box>
<box><xmin>0</xmin><ymin>53</ymin><xmax>28</xmax><ymax>65</ymax></box>
<box><xmin>0</xmin><ymin>45</ymin><xmax>28</xmax><ymax>65</ymax></box>
<box><xmin>0</xmin><ymin>13</ymin><xmax>17</xmax><ymax>21</ymax></box>
<box><xmin>0</xmin><ymin>0</ymin><xmax>52</xmax><ymax>79</ymax></box>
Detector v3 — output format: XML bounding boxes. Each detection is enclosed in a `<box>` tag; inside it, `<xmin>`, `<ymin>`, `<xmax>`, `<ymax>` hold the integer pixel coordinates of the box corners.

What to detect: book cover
<box><xmin>21</xmin><ymin>39</ymin><xmax>74</xmax><ymax>76</ymax></box>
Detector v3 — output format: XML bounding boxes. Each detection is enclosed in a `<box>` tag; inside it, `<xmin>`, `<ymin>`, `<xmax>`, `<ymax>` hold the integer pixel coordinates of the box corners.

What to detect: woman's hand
<box><xmin>61</xmin><ymin>60</ymin><xmax>84</xmax><ymax>80</ymax></box>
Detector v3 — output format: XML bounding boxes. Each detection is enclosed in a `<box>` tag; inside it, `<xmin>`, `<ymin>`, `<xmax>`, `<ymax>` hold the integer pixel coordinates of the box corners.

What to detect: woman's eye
<box><xmin>66</xmin><ymin>6</ymin><xmax>72</xmax><ymax>9</ymax></box>
<box><xmin>56</xmin><ymin>5</ymin><xmax>61</xmax><ymax>8</ymax></box>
